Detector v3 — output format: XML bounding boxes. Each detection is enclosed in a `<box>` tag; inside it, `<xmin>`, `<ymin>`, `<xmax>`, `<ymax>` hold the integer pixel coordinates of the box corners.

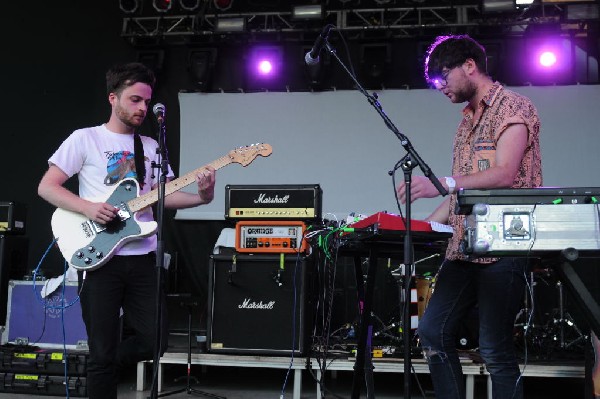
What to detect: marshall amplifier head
<box><xmin>225</xmin><ymin>184</ymin><xmax>322</xmax><ymax>221</ymax></box>
<box><xmin>0</xmin><ymin>202</ymin><xmax>26</xmax><ymax>235</ymax></box>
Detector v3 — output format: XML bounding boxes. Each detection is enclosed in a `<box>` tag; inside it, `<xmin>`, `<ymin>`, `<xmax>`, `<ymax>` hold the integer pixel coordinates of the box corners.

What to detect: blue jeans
<box><xmin>417</xmin><ymin>258</ymin><xmax>526</xmax><ymax>399</ymax></box>
<box><xmin>78</xmin><ymin>253</ymin><xmax>169</xmax><ymax>399</ymax></box>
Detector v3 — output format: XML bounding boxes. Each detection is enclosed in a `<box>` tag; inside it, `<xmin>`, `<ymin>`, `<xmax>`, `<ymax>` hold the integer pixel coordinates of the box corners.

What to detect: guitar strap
<box><xmin>133</xmin><ymin>132</ymin><xmax>146</xmax><ymax>189</ymax></box>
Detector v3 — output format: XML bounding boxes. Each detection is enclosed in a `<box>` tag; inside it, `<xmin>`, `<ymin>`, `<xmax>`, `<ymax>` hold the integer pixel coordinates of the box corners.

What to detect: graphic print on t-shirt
<box><xmin>104</xmin><ymin>150</ymin><xmax>137</xmax><ymax>185</ymax></box>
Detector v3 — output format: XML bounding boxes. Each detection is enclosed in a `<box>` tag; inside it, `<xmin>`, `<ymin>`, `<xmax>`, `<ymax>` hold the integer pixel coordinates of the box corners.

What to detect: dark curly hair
<box><xmin>106</xmin><ymin>62</ymin><xmax>156</xmax><ymax>97</ymax></box>
<box><xmin>424</xmin><ymin>35</ymin><xmax>488</xmax><ymax>84</ymax></box>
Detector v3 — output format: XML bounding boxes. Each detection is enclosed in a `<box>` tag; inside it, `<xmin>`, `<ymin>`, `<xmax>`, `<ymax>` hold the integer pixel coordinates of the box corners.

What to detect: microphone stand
<box><xmin>322</xmin><ymin>41</ymin><xmax>447</xmax><ymax>399</ymax></box>
<box><xmin>148</xmin><ymin>117</ymin><xmax>225</xmax><ymax>399</ymax></box>
<box><xmin>150</xmin><ymin>116</ymin><xmax>169</xmax><ymax>399</ymax></box>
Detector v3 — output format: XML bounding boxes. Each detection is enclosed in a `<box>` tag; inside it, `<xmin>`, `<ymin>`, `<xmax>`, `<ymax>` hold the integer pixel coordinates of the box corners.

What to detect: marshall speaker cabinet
<box><xmin>207</xmin><ymin>254</ymin><xmax>312</xmax><ymax>355</ymax></box>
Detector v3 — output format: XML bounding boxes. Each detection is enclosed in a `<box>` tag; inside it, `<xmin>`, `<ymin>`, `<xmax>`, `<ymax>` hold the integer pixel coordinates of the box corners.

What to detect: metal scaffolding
<box><xmin>120</xmin><ymin>3</ymin><xmax>594</xmax><ymax>45</ymax></box>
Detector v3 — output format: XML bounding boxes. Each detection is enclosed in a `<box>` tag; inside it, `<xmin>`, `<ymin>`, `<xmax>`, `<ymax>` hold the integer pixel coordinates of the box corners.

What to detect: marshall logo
<box><xmin>239</xmin><ymin>298</ymin><xmax>275</xmax><ymax>310</ymax></box>
<box><xmin>254</xmin><ymin>193</ymin><xmax>290</xmax><ymax>204</ymax></box>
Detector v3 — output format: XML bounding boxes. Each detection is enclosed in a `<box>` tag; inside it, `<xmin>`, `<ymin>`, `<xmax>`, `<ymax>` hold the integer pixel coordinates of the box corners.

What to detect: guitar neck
<box><xmin>127</xmin><ymin>155</ymin><xmax>232</xmax><ymax>213</ymax></box>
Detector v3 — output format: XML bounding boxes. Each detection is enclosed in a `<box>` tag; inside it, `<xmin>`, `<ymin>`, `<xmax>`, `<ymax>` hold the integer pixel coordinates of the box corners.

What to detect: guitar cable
<box><xmin>32</xmin><ymin>239</ymin><xmax>80</xmax><ymax>310</ymax></box>
<box><xmin>27</xmin><ymin>238</ymin><xmax>82</xmax><ymax>399</ymax></box>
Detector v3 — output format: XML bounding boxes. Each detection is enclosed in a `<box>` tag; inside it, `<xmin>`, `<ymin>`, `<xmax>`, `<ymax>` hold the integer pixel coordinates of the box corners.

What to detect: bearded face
<box><xmin>114</xmin><ymin>97</ymin><xmax>145</xmax><ymax>128</ymax></box>
<box><xmin>109</xmin><ymin>82</ymin><xmax>152</xmax><ymax>131</ymax></box>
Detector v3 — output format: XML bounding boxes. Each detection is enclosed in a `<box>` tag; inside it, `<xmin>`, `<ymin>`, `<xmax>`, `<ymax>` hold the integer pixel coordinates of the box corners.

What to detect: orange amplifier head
<box><xmin>235</xmin><ymin>220</ymin><xmax>308</xmax><ymax>253</ymax></box>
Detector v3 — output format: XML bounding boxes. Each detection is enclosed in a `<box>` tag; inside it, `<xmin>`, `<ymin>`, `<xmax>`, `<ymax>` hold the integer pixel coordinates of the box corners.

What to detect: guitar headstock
<box><xmin>229</xmin><ymin>143</ymin><xmax>273</xmax><ymax>166</ymax></box>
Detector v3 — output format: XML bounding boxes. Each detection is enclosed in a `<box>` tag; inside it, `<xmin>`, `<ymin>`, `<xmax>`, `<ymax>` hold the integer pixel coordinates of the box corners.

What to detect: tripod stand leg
<box><xmin>155</xmin><ymin>301</ymin><xmax>226</xmax><ymax>399</ymax></box>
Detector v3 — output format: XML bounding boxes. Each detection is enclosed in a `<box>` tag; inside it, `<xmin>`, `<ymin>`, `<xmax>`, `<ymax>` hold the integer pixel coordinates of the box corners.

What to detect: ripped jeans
<box><xmin>417</xmin><ymin>258</ymin><xmax>526</xmax><ymax>399</ymax></box>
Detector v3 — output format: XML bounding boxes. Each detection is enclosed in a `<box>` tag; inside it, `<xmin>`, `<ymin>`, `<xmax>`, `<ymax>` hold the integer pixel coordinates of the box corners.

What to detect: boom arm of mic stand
<box><xmin>324</xmin><ymin>39</ymin><xmax>448</xmax><ymax>399</ymax></box>
<box><xmin>324</xmin><ymin>42</ymin><xmax>448</xmax><ymax>197</ymax></box>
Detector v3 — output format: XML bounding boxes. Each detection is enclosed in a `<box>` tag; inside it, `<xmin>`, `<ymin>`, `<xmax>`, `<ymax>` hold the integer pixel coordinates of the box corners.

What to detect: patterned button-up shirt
<box><xmin>446</xmin><ymin>83</ymin><xmax>543</xmax><ymax>262</ymax></box>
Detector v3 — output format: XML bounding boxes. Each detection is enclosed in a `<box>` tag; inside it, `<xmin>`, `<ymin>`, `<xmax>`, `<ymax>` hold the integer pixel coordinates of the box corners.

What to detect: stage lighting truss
<box><xmin>121</xmin><ymin>3</ymin><xmax>593</xmax><ymax>43</ymax></box>
<box><xmin>123</xmin><ymin>5</ymin><xmax>480</xmax><ymax>40</ymax></box>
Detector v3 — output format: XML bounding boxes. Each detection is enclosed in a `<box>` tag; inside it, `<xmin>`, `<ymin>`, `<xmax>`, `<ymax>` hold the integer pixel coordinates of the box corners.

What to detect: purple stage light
<box><xmin>258</xmin><ymin>60</ymin><xmax>273</xmax><ymax>75</ymax></box>
<box><xmin>524</xmin><ymin>37</ymin><xmax>574</xmax><ymax>84</ymax></box>
<box><xmin>530</xmin><ymin>39</ymin><xmax>570</xmax><ymax>72</ymax></box>
<box><xmin>539</xmin><ymin>51</ymin><xmax>557</xmax><ymax>68</ymax></box>
<box><xmin>248</xmin><ymin>46</ymin><xmax>282</xmax><ymax>82</ymax></box>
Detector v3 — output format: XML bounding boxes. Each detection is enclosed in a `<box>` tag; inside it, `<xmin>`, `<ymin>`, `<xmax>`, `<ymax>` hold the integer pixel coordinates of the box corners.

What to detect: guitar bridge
<box><xmin>116</xmin><ymin>202</ymin><xmax>132</xmax><ymax>221</ymax></box>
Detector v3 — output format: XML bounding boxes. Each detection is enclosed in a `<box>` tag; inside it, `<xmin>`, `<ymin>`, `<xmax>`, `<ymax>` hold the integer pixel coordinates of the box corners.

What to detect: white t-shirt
<box><xmin>48</xmin><ymin>124</ymin><xmax>174</xmax><ymax>255</ymax></box>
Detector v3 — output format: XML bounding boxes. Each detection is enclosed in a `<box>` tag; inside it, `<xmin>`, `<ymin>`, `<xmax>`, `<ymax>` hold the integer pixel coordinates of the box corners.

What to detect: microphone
<box><xmin>305</xmin><ymin>24</ymin><xmax>333</xmax><ymax>66</ymax></box>
<box><xmin>153</xmin><ymin>103</ymin><xmax>165</xmax><ymax>123</ymax></box>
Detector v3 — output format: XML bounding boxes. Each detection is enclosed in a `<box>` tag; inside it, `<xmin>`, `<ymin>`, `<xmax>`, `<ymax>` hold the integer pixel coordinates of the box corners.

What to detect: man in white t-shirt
<box><xmin>38</xmin><ymin>62</ymin><xmax>216</xmax><ymax>399</ymax></box>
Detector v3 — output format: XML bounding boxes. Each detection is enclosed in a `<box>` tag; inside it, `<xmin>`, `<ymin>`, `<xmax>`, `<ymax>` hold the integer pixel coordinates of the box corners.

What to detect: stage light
<box><xmin>180</xmin><ymin>0</ymin><xmax>201</xmax><ymax>11</ymax></box>
<box><xmin>258</xmin><ymin>60</ymin><xmax>273</xmax><ymax>75</ymax></box>
<box><xmin>515</xmin><ymin>0</ymin><xmax>535</xmax><ymax>7</ymax></box>
<box><xmin>360</xmin><ymin>44</ymin><xmax>391</xmax><ymax>89</ymax></box>
<box><xmin>137</xmin><ymin>50</ymin><xmax>165</xmax><ymax>75</ymax></box>
<box><xmin>188</xmin><ymin>49</ymin><xmax>216</xmax><ymax>91</ymax></box>
<box><xmin>215</xmin><ymin>17</ymin><xmax>246</xmax><ymax>32</ymax></box>
<box><xmin>482</xmin><ymin>0</ymin><xmax>514</xmax><ymax>12</ymax></box>
<box><xmin>532</xmin><ymin>42</ymin><xmax>567</xmax><ymax>71</ymax></box>
<box><xmin>247</xmin><ymin>46</ymin><xmax>284</xmax><ymax>90</ymax></box>
<box><xmin>539</xmin><ymin>51</ymin><xmax>557</xmax><ymax>67</ymax></box>
<box><xmin>525</xmin><ymin>37</ymin><xmax>573</xmax><ymax>84</ymax></box>
<box><xmin>119</xmin><ymin>0</ymin><xmax>140</xmax><ymax>14</ymax></box>
<box><xmin>153</xmin><ymin>0</ymin><xmax>172</xmax><ymax>13</ymax></box>
<box><xmin>292</xmin><ymin>5</ymin><xmax>323</xmax><ymax>20</ymax></box>
<box><xmin>251</xmin><ymin>50</ymin><xmax>280</xmax><ymax>78</ymax></box>
<box><xmin>213</xmin><ymin>0</ymin><xmax>233</xmax><ymax>11</ymax></box>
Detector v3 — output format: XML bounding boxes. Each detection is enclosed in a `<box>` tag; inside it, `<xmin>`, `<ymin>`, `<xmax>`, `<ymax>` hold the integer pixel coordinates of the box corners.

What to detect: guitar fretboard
<box><xmin>127</xmin><ymin>155</ymin><xmax>232</xmax><ymax>213</ymax></box>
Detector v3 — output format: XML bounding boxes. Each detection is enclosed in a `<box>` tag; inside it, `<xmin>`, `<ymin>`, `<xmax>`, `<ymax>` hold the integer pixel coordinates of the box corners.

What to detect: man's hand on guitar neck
<box><xmin>196</xmin><ymin>166</ymin><xmax>216</xmax><ymax>205</ymax></box>
<box><xmin>162</xmin><ymin>166</ymin><xmax>216</xmax><ymax>209</ymax></box>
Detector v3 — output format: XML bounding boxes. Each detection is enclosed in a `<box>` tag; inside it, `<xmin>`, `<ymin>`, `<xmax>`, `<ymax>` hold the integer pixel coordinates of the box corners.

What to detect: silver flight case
<box><xmin>462</xmin><ymin>203</ymin><xmax>600</xmax><ymax>256</ymax></box>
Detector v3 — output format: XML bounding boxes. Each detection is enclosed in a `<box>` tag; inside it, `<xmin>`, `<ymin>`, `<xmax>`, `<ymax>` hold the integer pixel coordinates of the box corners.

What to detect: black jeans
<box><xmin>78</xmin><ymin>253</ymin><xmax>168</xmax><ymax>399</ymax></box>
<box><xmin>418</xmin><ymin>258</ymin><xmax>527</xmax><ymax>399</ymax></box>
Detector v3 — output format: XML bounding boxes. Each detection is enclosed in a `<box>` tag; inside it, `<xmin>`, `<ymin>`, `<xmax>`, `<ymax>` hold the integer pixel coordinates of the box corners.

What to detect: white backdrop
<box><xmin>176</xmin><ymin>85</ymin><xmax>600</xmax><ymax>221</ymax></box>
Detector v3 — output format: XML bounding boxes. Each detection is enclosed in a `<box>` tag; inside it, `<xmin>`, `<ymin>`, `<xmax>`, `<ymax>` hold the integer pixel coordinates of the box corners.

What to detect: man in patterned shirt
<box><xmin>397</xmin><ymin>35</ymin><xmax>542</xmax><ymax>399</ymax></box>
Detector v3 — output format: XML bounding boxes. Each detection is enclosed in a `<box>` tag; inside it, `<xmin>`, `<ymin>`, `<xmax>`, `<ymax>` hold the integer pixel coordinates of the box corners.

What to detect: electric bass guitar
<box><xmin>51</xmin><ymin>143</ymin><xmax>272</xmax><ymax>272</ymax></box>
